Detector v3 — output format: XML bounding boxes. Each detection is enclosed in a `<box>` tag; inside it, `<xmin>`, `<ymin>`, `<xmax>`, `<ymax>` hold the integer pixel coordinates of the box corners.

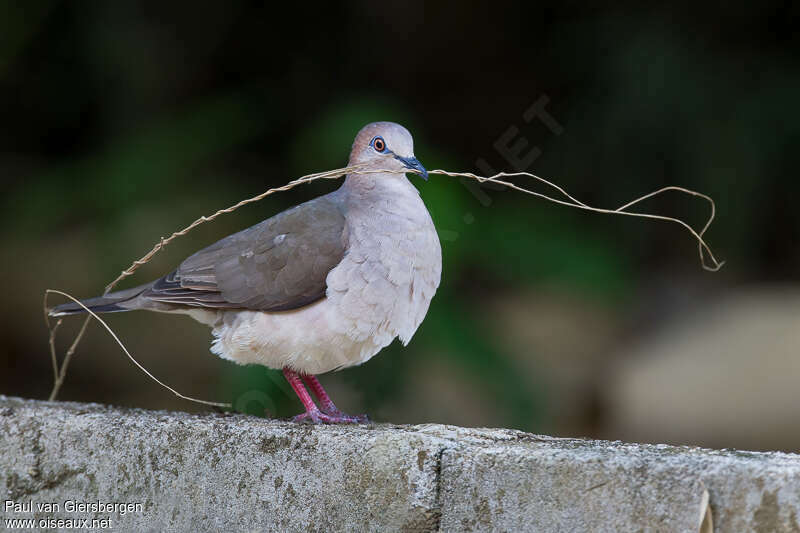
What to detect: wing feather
<box><xmin>142</xmin><ymin>193</ymin><xmax>348</xmax><ymax>311</ymax></box>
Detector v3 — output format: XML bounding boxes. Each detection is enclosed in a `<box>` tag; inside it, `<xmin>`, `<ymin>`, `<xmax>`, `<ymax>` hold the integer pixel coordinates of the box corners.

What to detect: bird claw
<box><xmin>292</xmin><ymin>408</ymin><xmax>370</xmax><ymax>425</ymax></box>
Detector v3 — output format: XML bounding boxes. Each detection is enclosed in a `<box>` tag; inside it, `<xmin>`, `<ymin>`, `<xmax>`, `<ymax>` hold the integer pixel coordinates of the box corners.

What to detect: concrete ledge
<box><xmin>1</xmin><ymin>396</ymin><xmax>799</xmax><ymax>532</ymax></box>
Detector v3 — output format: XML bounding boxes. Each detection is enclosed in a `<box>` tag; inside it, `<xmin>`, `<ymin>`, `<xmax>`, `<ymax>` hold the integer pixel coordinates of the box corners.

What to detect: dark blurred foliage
<box><xmin>1</xmin><ymin>2</ymin><xmax>798</xmax><ymax>441</ymax></box>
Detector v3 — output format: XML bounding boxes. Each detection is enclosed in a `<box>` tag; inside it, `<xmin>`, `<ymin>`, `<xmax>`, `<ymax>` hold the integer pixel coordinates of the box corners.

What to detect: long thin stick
<box><xmin>427</xmin><ymin>169</ymin><xmax>723</xmax><ymax>271</ymax></box>
<box><xmin>48</xmin><ymin>315</ymin><xmax>91</xmax><ymax>401</ymax></box>
<box><xmin>46</xmin><ymin>289</ymin><xmax>231</xmax><ymax>408</ymax></box>
<box><xmin>45</xmin><ymin>164</ymin><xmax>723</xmax><ymax>406</ymax></box>
<box><xmin>44</xmin><ymin>290</ymin><xmax>62</xmax><ymax>383</ymax></box>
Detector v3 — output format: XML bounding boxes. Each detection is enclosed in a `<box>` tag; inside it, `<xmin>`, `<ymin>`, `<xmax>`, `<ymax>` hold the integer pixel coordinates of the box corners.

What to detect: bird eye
<box><xmin>372</xmin><ymin>136</ymin><xmax>386</xmax><ymax>152</ymax></box>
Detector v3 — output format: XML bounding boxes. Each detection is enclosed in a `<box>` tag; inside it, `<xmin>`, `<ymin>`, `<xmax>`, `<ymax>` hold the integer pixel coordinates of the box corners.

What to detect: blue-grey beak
<box><xmin>395</xmin><ymin>155</ymin><xmax>428</xmax><ymax>181</ymax></box>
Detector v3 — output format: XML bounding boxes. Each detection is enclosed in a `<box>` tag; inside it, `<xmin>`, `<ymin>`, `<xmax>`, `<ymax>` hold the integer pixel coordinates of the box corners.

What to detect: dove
<box><xmin>50</xmin><ymin>122</ymin><xmax>442</xmax><ymax>424</ymax></box>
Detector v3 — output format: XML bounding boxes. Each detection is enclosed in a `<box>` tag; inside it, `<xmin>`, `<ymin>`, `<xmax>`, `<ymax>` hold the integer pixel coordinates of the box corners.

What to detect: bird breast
<box><xmin>325</xmin><ymin>180</ymin><xmax>442</xmax><ymax>349</ymax></box>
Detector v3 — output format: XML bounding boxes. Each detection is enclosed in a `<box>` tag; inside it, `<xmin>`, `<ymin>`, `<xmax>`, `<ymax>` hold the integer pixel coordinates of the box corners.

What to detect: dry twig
<box><xmin>45</xmin><ymin>164</ymin><xmax>722</xmax><ymax>406</ymax></box>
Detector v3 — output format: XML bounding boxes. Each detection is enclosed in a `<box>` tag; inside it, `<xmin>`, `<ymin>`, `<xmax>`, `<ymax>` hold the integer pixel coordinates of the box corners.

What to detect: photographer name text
<box><xmin>4</xmin><ymin>499</ymin><xmax>143</xmax><ymax>514</ymax></box>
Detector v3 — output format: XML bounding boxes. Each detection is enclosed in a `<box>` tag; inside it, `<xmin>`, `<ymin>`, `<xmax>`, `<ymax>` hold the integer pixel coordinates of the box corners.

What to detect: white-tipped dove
<box><xmin>50</xmin><ymin>122</ymin><xmax>442</xmax><ymax>424</ymax></box>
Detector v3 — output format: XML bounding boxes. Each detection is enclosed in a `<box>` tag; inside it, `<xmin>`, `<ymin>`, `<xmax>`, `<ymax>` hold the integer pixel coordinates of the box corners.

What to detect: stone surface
<box><xmin>2</xmin><ymin>396</ymin><xmax>800</xmax><ymax>532</ymax></box>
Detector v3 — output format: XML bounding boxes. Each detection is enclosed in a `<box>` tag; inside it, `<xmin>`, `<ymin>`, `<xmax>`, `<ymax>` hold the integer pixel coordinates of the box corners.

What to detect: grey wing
<box><xmin>142</xmin><ymin>194</ymin><xmax>348</xmax><ymax>311</ymax></box>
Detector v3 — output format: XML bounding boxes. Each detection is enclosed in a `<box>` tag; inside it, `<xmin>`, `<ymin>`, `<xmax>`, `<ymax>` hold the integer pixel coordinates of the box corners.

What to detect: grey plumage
<box><xmin>51</xmin><ymin>194</ymin><xmax>349</xmax><ymax>316</ymax></box>
<box><xmin>50</xmin><ymin>121</ymin><xmax>442</xmax><ymax>392</ymax></box>
<box><xmin>51</xmin><ymin>283</ymin><xmax>152</xmax><ymax>315</ymax></box>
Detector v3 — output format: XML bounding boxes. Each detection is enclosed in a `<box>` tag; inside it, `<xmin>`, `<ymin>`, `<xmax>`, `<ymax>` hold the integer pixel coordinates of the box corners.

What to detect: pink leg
<box><xmin>282</xmin><ymin>368</ymin><xmax>318</xmax><ymax>417</ymax></box>
<box><xmin>283</xmin><ymin>368</ymin><xmax>366</xmax><ymax>424</ymax></box>
<box><xmin>301</xmin><ymin>374</ymin><xmax>340</xmax><ymax>414</ymax></box>
<box><xmin>302</xmin><ymin>374</ymin><xmax>369</xmax><ymax>423</ymax></box>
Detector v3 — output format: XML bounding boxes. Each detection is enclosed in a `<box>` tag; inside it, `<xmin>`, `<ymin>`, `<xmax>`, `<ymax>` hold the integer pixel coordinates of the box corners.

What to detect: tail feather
<box><xmin>48</xmin><ymin>283</ymin><xmax>151</xmax><ymax>317</ymax></box>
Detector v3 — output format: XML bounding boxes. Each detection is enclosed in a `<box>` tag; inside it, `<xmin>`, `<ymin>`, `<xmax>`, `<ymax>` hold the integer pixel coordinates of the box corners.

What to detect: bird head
<box><xmin>348</xmin><ymin>122</ymin><xmax>428</xmax><ymax>180</ymax></box>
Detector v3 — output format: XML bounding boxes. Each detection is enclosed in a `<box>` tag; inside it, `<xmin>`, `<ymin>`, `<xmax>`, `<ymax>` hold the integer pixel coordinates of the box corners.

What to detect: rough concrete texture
<box><xmin>1</xmin><ymin>396</ymin><xmax>800</xmax><ymax>532</ymax></box>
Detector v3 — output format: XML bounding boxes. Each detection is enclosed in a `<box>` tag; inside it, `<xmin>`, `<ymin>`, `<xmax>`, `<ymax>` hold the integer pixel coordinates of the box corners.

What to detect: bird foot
<box><xmin>292</xmin><ymin>408</ymin><xmax>370</xmax><ymax>424</ymax></box>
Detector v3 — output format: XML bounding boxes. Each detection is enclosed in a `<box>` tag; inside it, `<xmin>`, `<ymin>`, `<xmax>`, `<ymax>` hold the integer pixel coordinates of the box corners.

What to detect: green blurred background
<box><xmin>2</xmin><ymin>2</ymin><xmax>799</xmax><ymax>451</ymax></box>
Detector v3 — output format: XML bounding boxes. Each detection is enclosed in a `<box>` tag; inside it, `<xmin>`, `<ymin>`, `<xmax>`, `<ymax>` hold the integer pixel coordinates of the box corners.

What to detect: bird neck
<box><xmin>341</xmin><ymin>172</ymin><xmax>417</xmax><ymax>197</ymax></box>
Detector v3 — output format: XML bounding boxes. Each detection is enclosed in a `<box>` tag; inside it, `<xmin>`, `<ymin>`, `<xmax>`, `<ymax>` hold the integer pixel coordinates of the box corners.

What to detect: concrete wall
<box><xmin>2</xmin><ymin>396</ymin><xmax>799</xmax><ymax>532</ymax></box>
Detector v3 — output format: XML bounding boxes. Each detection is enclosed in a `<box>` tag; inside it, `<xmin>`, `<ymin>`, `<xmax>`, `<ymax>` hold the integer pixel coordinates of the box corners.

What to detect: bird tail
<box><xmin>48</xmin><ymin>283</ymin><xmax>152</xmax><ymax>317</ymax></box>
